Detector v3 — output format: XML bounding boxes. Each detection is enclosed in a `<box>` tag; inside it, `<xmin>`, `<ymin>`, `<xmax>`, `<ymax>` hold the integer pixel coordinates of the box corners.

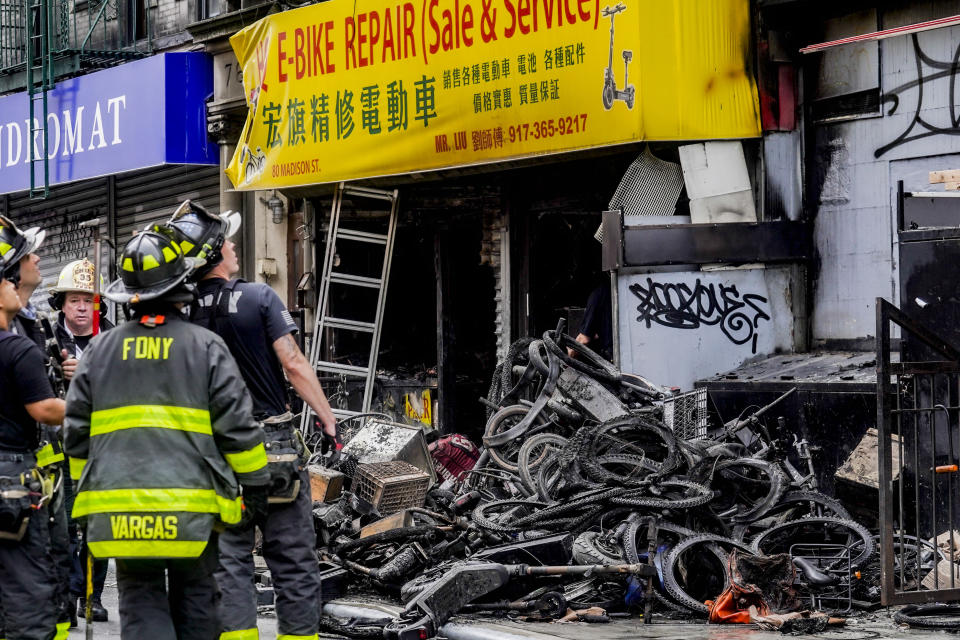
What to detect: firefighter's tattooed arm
<box><xmin>273</xmin><ymin>334</ymin><xmax>337</xmax><ymax>437</ymax></box>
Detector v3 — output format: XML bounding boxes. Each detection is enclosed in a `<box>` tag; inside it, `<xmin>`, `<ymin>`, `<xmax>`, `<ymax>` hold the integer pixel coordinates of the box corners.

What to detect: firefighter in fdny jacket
<box><xmin>63</xmin><ymin>230</ymin><xmax>270</xmax><ymax>640</ymax></box>
<box><xmin>160</xmin><ymin>200</ymin><xmax>336</xmax><ymax>640</ymax></box>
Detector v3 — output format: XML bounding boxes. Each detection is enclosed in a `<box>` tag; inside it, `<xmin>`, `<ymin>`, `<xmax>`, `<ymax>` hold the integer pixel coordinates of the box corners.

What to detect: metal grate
<box><xmin>353</xmin><ymin>461</ymin><xmax>429</xmax><ymax>516</ymax></box>
<box><xmin>877</xmin><ymin>298</ymin><xmax>960</xmax><ymax>605</ymax></box>
<box><xmin>790</xmin><ymin>544</ymin><xmax>853</xmax><ymax>613</ymax></box>
<box><xmin>662</xmin><ymin>388</ymin><xmax>708</xmax><ymax>440</ymax></box>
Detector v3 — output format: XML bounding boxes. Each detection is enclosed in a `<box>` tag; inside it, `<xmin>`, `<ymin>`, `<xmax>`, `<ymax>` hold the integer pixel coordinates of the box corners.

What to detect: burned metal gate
<box><xmin>877</xmin><ymin>297</ymin><xmax>960</xmax><ymax>605</ymax></box>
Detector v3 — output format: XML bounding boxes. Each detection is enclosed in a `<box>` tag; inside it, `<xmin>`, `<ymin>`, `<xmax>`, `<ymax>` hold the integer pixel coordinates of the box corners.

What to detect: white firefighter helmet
<box><xmin>50</xmin><ymin>258</ymin><xmax>103</xmax><ymax>295</ymax></box>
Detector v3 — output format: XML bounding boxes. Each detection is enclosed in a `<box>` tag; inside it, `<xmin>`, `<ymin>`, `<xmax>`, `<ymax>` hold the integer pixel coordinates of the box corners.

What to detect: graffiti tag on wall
<box><xmin>628</xmin><ymin>278</ymin><xmax>771</xmax><ymax>353</ymax></box>
<box><xmin>876</xmin><ymin>33</ymin><xmax>960</xmax><ymax>158</ymax></box>
<box><xmin>56</xmin><ymin>211</ymin><xmax>99</xmax><ymax>263</ymax></box>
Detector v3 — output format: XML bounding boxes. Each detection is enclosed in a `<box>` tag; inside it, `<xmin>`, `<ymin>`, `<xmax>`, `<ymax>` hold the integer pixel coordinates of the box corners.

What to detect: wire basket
<box><xmin>789</xmin><ymin>543</ymin><xmax>853</xmax><ymax>614</ymax></box>
<box><xmin>353</xmin><ymin>461</ymin><xmax>430</xmax><ymax>515</ymax></box>
<box><xmin>662</xmin><ymin>387</ymin><xmax>708</xmax><ymax>440</ymax></box>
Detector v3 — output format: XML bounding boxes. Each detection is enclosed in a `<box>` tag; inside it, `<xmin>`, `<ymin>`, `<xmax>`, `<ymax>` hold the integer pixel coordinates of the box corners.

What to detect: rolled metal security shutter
<box><xmin>114</xmin><ymin>164</ymin><xmax>221</xmax><ymax>243</ymax></box>
<box><xmin>1</xmin><ymin>177</ymin><xmax>110</xmax><ymax>316</ymax></box>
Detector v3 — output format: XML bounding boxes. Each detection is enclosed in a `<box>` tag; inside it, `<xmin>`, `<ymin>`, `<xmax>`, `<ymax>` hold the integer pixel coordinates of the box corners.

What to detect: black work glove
<box><xmin>318</xmin><ymin>419</ymin><xmax>343</xmax><ymax>466</ymax></box>
<box><xmin>237</xmin><ymin>484</ymin><xmax>269</xmax><ymax>530</ymax></box>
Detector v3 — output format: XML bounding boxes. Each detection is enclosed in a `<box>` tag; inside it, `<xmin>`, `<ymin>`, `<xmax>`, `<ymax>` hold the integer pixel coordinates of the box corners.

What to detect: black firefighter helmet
<box><xmin>0</xmin><ymin>214</ymin><xmax>45</xmax><ymax>274</ymax></box>
<box><xmin>153</xmin><ymin>200</ymin><xmax>240</xmax><ymax>278</ymax></box>
<box><xmin>103</xmin><ymin>231</ymin><xmax>204</xmax><ymax>305</ymax></box>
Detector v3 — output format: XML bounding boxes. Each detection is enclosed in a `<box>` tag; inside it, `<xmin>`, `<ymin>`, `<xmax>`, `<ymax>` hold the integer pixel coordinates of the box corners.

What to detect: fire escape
<box><xmin>0</xmin><ymin>0</ymin><xmax>152</xmax><ymax>197</ymax></box>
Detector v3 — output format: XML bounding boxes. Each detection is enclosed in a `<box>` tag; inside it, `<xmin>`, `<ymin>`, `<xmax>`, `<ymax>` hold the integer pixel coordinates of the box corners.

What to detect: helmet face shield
<box><xmin>164</xmin><ymin>200</ymin><xmax>241</xmax><ymax>273</ymax></box>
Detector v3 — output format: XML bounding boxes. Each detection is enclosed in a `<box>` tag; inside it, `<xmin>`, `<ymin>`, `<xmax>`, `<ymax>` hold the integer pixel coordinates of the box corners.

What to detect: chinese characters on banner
<box><xmin>226</xmin><ymin>0</ymin><xmax>760</xmax><ymax>190</ymax></box>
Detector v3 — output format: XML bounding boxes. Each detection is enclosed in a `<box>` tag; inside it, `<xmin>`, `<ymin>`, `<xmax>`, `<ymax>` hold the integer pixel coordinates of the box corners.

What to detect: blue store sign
<box><xmin>0</xmin><ymin>52</ymin><xmax>217</xmax><ymax>195</ymax></box>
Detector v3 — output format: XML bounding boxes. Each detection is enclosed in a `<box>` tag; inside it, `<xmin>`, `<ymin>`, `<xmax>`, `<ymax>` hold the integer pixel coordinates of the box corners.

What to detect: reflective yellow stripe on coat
<box><xmin>73</xmin><ymin>487</ymin><xmax>242</xmax><ymax>524</ymax></box>
<box><xmin>68</xmin><ymin>457</ymin><xmax>86</xmax><ymax>481</ymax></box>
<box><xmin>90</xmin><ymin>405</ymin><xmax>212</xmax><ymax>436</ymax></box>
<box><xmin>224</xmin><ymin>443</ymin><xmax>268</xmax><ymax>474</ymax></box>
<box><xmin>36</xmin><ymin>442</ymin><xmax>64</xmax><ymax>467</ymax></box>
<box><xmin>88</xmin><ymin>539</ymin><xmax>209</xmax><ymax>559</ymax></box>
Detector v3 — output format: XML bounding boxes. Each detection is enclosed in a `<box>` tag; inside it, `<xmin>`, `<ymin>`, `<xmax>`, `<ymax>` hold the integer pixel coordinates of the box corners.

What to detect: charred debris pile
<box><xmin>303</xmin><ymin>323</ymin><xmax>917</xmax><ymax>638</ymax></box>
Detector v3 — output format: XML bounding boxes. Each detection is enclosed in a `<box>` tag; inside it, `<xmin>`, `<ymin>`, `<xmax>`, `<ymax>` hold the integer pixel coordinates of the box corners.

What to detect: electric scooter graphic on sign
<box><xmin>601</xmin><ymin>3</ymin><xmax>635</xmax><ymax>110</ymax></box>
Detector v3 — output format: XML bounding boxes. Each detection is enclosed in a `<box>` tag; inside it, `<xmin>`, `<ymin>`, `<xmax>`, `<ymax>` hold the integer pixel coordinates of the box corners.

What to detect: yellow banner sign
<box><xmin>226</xmin><ymin>0</ymin><xmax>760</xmax><ymax>190</ymax></box>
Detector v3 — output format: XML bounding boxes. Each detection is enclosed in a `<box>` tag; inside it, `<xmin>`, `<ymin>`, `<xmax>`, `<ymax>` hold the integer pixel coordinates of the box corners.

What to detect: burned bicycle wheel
<box><xmin>894</xmin><ymin>603</ymin><xmax>960</xmax><ymax>630</ymax></box>
<box><xmin>472</xmin><ymin>498</ymin><xmax>546</xmax><ymax>535</ymax></box>
<box><xmin>696</xmin><ymin>457</ymin><xmax>787</xmax><ymax>523</ymax></box>
<box><xmin>661</xmin><ymin>534</ymin><xmax>756</xmax><ymax>615</ymax></box>
<box><xmin>518</xmin><ymin>433</ymin><xmax>569</xmax><ymax>494</ymax></box>
<box><xmin>751</xmin><ymin>517</ymin><xmax>875</xmax><ymax>570</ymax></box>
<box><xmin>484</xmin><ymin>404</ymin><xmax>549</xmax><ymax>472</ymax></box>
<box><xmin>582</xmin><ymin>416</ymin><xmax>679</xmax><ymax>482</ymax></box>
<box><xmin>731</xmin><ymin>490</ymin><xmax>852</xmax><ymax>542</ymax></box>
<box><xmin>611</xmin><ymin>479</ymin><xmax>715</xmax><ymax>511</ymax></box>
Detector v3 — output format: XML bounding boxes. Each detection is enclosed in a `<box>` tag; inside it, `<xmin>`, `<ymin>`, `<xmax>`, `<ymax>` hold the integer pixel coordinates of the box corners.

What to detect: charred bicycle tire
<box><xmin>731</xmin><ymin>491</ymin><xmax>852</xmax><ymax>542</ymax></box>
<box><xmin>573</xmin><ymin>531</ymin><xmax>628</xmax><ymax>565</ymax></box>
<box><xmin>484</xmin><ymin>404</ymin><xmax>548</xmax><ymax>472</ymax></box>
<box><xmin>542</xmin><ymin>328</ymin><xmax>620</xmax><ymax>384</ymax></box>
<box><xmin>611</xmin><ymin>480</ymin><xmax>715</xmax><ymax>510</ymax></box>
<box><xmin>894</xmin><ymin>603</ymin><xmax>960</xmax><ymax>630</ymax></box>
<box><xmin>696</xmin><ymin>457</ymin><xmax>788</xmax><ymax>523</ymax></box>
<box><xmin>518</xmin><ymin>433</ymin><xmax>569</xmax><ymax>494</ymax></box>
<box><xmin>750</xmin><ymin>516</ymin><xmax>875</xmax><ymax>570</ymax></box>
<box><xmin>661</xmin><ymin>534</ymin><xmax>756</xmax><ymax>615</ymax></box>
<box><xmin>584</xmin><ymin>417</ymin><xmax>679</xmax><ymax>480</ymax></box>
<box><xmin>471</xmin><ymin>499</ymin><xmax>547</xmax><ymax>534</ymax></box>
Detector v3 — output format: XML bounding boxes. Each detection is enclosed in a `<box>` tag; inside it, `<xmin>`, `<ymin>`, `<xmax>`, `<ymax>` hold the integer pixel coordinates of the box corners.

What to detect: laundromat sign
<box><xmin>226</xmin><ymin>0</ymin><xmax>760</xmax><ymax>189</ymax></box>
<box><xmin>0</xmin><ymin>52</ymin><xmax>217</xmax><ymax>195</ymax></box>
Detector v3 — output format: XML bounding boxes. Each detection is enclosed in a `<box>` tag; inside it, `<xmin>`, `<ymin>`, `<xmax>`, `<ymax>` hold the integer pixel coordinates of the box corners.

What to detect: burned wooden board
<box><xmin>835</xmin><ymin>428</ymin><xmax>901</xmax><ymax>489</ymax></box>
<box><xmin>922</xmin><ymin>558</ymin><xmax>960</xmax><ymax>591</ymax></box>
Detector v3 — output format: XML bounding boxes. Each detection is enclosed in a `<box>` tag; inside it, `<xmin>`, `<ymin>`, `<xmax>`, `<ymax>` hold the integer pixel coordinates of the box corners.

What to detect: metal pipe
<box><xmin>800</xmin><ymin>15</ymin><xmax>960</xmax><ymax>53</ymax></box>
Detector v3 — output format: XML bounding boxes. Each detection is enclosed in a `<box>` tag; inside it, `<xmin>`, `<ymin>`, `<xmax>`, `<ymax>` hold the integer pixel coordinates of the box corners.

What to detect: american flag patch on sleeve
<box><xmin>281</xmin><ymin>309</ymin><xmax>296</xmax><ymax>328</ymax></box>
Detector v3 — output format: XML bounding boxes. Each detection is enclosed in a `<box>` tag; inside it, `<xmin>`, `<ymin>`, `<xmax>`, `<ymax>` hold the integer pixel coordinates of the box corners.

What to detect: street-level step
<box><xmin>316</xmin><ymin>361</ymin><xmax>370</xmax><ymax>376</ymax></box>
<box><xmin>337</xmin><ymin>228</ymin><xmax>389</xmax><ymax>245</ymax></box>
<box><xmin>323</xmin><ymin>316</ymin><xmax>376</xmax><ymax>332</ymax></box>
<box><xmin>329</xmin><ymin>272</ymin><xmax>383</xmax><ymax>288</ymax></box>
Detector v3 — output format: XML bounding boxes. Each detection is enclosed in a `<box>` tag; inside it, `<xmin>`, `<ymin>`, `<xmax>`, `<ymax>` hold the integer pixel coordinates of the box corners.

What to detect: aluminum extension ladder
<box><xmin>302</xmin><ymin>182</ymin><xmax>398</xmax><ymax>429</ymax></box>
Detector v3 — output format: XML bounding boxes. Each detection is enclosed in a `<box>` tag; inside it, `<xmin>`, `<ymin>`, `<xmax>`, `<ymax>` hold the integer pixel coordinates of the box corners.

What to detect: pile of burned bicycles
<box><xmin>312</xmin><ymin>323</ymin><xmax>945</xmax><ymax>638</ymax></box>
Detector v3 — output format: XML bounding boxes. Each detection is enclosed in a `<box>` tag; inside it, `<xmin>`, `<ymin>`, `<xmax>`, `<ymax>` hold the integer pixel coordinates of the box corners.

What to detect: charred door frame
<box><xmin>877</xmin><ymin>297</ymin><xmax>960</xmax><ymax>605</ymax></box>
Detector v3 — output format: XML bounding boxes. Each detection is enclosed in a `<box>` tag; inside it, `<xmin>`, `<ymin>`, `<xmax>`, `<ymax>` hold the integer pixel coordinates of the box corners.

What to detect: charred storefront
<box><xmin>287</xmin><ymin>151</ymin><xmax>655</xmax><ymax>438</ymax></box>
<box><xmin>209</xmin><ymin>0</ymin><xmax>768</xmax><ymax>437</ymax></box>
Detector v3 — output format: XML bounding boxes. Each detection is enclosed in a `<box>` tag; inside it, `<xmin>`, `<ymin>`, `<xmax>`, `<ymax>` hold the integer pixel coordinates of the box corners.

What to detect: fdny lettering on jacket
<box><xmin>110</xmin><ymin>515</ymin><xmax>178</xmax><ymax>539</ymax></box>
<box><xmin>121</xmin><ymin>337</ymin><xmax>174</xmax><ymax>360</ymax></box>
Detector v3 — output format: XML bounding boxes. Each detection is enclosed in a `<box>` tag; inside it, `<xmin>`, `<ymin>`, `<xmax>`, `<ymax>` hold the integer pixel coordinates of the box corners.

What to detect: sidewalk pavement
<box><xmin>70</xmin><ymin>563</ymin><xmax>926</xmax><ymax>640</ymax></box>
<box><xmin>68</xmin><ymin>561</ymin><xmax>279</xmax><ymax>639</ymax></box>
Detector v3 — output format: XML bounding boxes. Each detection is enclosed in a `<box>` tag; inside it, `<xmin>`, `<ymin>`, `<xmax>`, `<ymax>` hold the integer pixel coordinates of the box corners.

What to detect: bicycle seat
<box><xmin>622</xmin><ymin>51</ymin><xmax>633</xmax><ymax>63</ymax></box>
<box><xmin>793</xmin><ymin>557</ymin><xmax>840</xmax><ymax>587</ymax></box>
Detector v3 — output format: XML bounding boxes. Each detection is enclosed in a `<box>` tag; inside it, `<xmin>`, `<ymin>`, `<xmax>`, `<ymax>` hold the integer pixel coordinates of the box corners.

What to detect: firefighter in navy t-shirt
<box><xmin>0</xmin><ymin>215</ymin><xmax>66</xmax><ymax>640</ymax></box>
